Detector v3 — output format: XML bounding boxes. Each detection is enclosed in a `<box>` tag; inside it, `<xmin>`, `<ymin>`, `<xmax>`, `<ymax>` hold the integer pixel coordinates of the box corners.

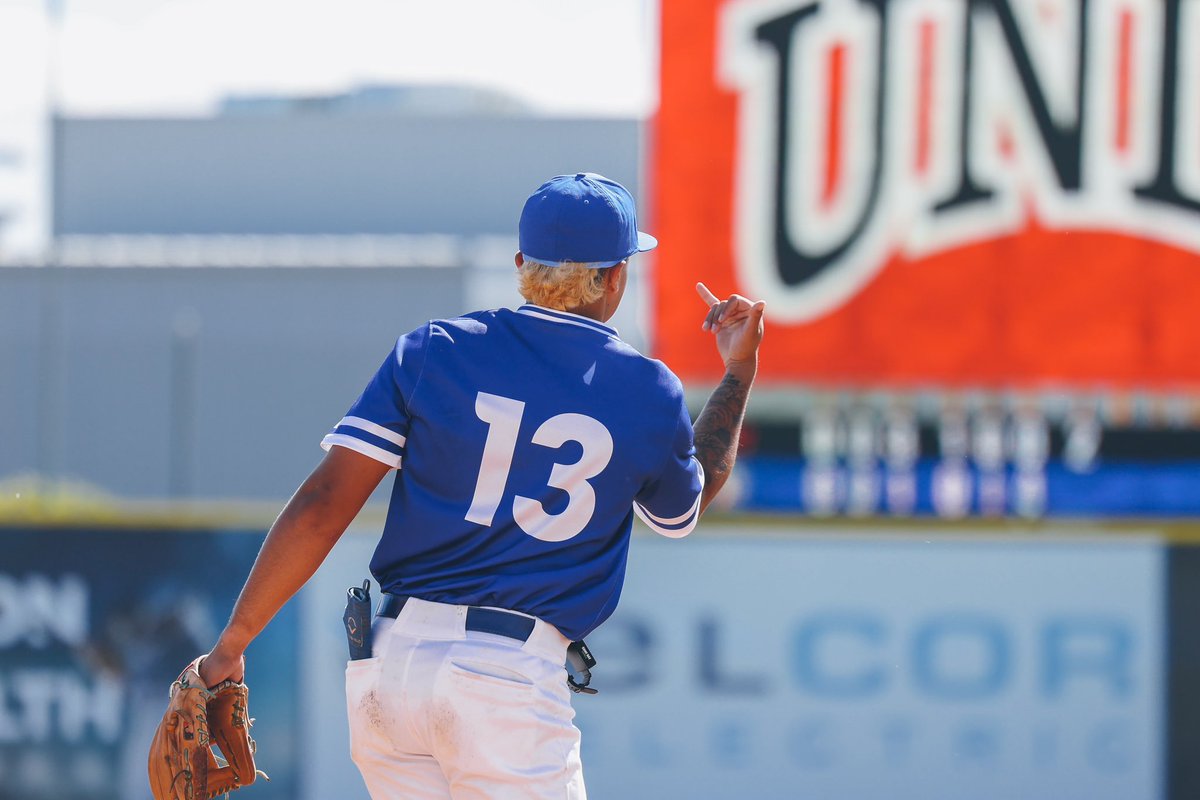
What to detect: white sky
<box><xmin>2</xmin><ymin>0</ymin><xmax>658</xmax><ymax>256</ymax></box>
<box><xmin>28</xmin><ymin>0</ymin><xmax>660</xmax><ymax>117</ymax></box>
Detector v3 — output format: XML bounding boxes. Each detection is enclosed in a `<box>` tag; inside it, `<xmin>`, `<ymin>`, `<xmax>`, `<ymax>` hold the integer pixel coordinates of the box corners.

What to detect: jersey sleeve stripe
<box><xmin>634</xmin><ymin>493</ymin><xmax>701</xmax><ymax>538</ymax></box>
<box><xmin>337</xmin><ymin>415</ymin><xmax>407</xmax><ymax>447</ymax></box>
<box><xmin>633</xmin><ymin>456</ymin><xmax>705</xmax><ymax>537</ymax></box>
<box><xmin>332</xmin><ymin>425</ymin><xmax>405</xmax><ymax>457</ymax></box>
<box><xmin>321</xmin><ymin>433</ymin><xmax>403</xmax><ymax>469</ymax></box>
<box><xmin>634</xmin><ymin>499</ymin><xmax>698</xmax><ymax>526</ymax></box>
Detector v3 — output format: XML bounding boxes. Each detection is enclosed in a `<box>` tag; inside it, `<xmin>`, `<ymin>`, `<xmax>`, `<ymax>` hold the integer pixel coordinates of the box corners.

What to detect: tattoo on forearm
<box><xmin>693</xmin><ymin>372</ymin><xmax>752</xmax><ymax>508</ymax></box>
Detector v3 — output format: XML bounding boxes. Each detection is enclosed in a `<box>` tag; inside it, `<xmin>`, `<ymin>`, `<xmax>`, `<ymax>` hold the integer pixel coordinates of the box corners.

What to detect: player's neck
<box><xmin>561</xmin><ymin>299</ymin><xmax>611</xmax><ymax>324</ymax></box>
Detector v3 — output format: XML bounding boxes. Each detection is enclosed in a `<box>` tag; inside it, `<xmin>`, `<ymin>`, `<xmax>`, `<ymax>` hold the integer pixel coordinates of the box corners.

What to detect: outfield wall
<box><xmin>0</xmin><ymin>520</ymin><xmax>1191</xmax><ymax>800</ymax></box>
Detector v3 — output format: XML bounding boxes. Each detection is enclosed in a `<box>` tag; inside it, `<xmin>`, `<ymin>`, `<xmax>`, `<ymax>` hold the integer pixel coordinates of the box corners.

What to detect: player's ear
<box><xmin>605</xmin><ymin>261</ymin><xmax>627</xmax><ymax>291</ymax></box>
<box><xmin>514</xmin><ymin>252</ymin><xmax>525</xmax><ymax>268</ymax></box>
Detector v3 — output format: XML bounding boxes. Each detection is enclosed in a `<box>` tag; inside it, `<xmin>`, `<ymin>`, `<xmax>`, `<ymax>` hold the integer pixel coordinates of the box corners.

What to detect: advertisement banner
<box><xmin>575</xmin><ymin>532</ymin><xmax>1164</xmax><ymax>800</ymax></box>
<box><xmin>0</xmin><ymin>527</ymin><xmax>299</xmax><ymax>800</ymax></box>
<box><xmin>655</xmin><ymin>0</ymin><xmax>1200</xmax><ymax>387</ymax></box>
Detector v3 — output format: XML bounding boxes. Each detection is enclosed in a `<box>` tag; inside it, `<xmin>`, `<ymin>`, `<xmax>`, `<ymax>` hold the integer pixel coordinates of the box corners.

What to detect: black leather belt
<box><xmin>377</xmin><ymin>593</ymin><xmax>536</xmax><ymax>643</ymax></box>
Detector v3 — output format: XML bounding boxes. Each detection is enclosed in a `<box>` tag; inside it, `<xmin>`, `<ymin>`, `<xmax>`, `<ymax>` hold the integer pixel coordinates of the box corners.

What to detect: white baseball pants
<box><xmin>345</xmin><ymin>597</ymin><xmax>586</xmax><ymax>799</ymax></box>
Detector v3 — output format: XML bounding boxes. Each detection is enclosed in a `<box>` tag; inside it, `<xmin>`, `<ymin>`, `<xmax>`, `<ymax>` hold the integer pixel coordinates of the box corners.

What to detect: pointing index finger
<box><xmin>696</xmin><ymin>282</ymin><xmax>720</xmax><ymax>307</ymax></box>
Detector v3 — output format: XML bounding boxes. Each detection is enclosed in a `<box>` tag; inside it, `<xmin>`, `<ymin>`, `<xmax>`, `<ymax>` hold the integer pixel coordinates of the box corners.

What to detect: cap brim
<box><xmin>522</xmin><ymin>230</ymin><xmax>657</xmax><ymax>268</ymax></box>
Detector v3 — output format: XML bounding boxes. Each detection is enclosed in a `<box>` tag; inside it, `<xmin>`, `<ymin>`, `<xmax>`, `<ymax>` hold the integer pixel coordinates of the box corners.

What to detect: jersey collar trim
<box><xmin>516</xmin><ymin>305</ymin><xmax>619</xmax><ymax>338</ymax></box>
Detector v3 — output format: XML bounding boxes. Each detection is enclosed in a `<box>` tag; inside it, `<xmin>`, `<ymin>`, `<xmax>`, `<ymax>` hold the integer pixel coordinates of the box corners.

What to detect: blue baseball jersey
<box><xmin>322</xmin><ymin>304</ymin><xmax>704</xmax><ymax>641</ymax></box>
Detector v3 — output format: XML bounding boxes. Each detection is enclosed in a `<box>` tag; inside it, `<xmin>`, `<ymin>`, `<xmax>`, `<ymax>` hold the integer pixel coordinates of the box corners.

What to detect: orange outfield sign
<box><xmin>653</xmin><ymin>0</ymin><xmax>1200</xmax><ymax>387</ymax></box>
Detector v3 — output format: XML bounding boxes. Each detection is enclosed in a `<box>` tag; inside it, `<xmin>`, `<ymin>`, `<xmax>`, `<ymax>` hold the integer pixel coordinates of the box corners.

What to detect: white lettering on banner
<box><xmin>720</xmin><ymin>0</ymin><xmax>1200</xmax><ymax>321</ymax></box>
<box><xmin>0</xmin><ymin>669</ymin><xmax>123</xmax><ymax>745</ymax></box>
<box><xmin>0</xmin><ymin>573</ymin><xmax>89</xmax><ymax>649</ymax></box>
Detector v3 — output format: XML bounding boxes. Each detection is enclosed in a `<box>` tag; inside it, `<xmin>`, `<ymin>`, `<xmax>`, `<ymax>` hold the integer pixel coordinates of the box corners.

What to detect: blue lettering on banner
<box><xmin>603</xmin><ymin>611</ymin><xmax>1141</xmax><ymax>701</ymax></box>
<box><xmin>592</xmin><ymin>618</ymin><xmax>654</xmax><ymax>692</ymax></box>
<box><xmin>699</xmin><ymin>617</ymin><xmax>770</xmax><ymax>695</ymax></box>
<box><xmin>710</xmin><ymin>717</ymin><xmax>752</xmax><ymax>768</ymax></box>
<box><xmin>619</xmin><ymin>614</ymin><xmax>1142</xmax><ymax>700</ymax></box>
<box><xmin>630</xmin><ymin>721</ymin><xmax>675</xmax><ymax>768</ymax></box>
<box><xmin>913</xmin><ymin>615</ymin><xmax>1009</xmax><ymax>700</ymax></box>
<box><xmin>953</xmin><ymin>721</ymin><xmax>1002</xmax><ymax>763</ymax></box>
<box><xmin>1087</xmin><ymin>720</ymin><xmax>1134</xmax><ymax>773</ymax></box>
<box><xmin>1031</xmin><ymin>724</ymin><xmax>1059</xmax><ymax>768</ymax></box>
<box><xmin>1042</xmin><ymin>617</ymin><xmax>1133</xmax><ymax>699</ymax></box>
<box><xmin>785</xmin><ymin>718</ymin><xmax>836</xmax><ymax>770</ymax></box>
<box><xmin>585</xmin><ymin>714</ymin><xmax>1140</xmax><ymax>774</ymax></box>
<box><xmin>793</xmin><ymin>613</ymin><xmax>886</xmax><ymax>698</ymax></box>
<box><xmin>879</xmin><ymin>717</ymin><xmax>914</xmax><ymax>765</ymax></box>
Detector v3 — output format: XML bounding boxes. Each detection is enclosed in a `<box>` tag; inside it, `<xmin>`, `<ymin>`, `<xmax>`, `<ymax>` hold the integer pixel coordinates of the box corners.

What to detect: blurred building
<box><xmin>219</xmin><ymin>83</ymin><xmax>535</xmax><ymax>117</ymax></box>
<box><xmin>53</xmin><ymin>107</ymin><xmax>641</xmax><ymax>237</ymax></box>
<box><xmin>1</xmin><ymin>92</ymin><xmax>649</xmax><ymax>501</ymax></box>
<box><xmin>4</xmin><ymin>77</ymin><xmax>1200</xmax><ymax>516</ymax></box>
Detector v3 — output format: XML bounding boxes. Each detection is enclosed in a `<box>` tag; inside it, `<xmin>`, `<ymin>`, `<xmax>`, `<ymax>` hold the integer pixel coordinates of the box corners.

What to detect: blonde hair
<box><xmin>518</xmin><ymin>259</ymin><xmax>611</xmax><ymax>311</ymax></box>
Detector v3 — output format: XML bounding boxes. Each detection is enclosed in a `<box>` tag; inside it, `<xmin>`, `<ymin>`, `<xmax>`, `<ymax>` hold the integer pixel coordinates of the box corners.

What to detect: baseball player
<box><xmin>198</xmin><ymin>173</ymin><xmax>764</xmax><ymax>798</ymax></box>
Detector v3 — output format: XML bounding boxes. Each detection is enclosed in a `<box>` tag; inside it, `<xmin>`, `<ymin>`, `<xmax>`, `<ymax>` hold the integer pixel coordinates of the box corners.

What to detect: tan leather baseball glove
<box><xmin>147</xmin><ymin>656</ymin><xmax>266</xmax><ymax>799</ymax></box>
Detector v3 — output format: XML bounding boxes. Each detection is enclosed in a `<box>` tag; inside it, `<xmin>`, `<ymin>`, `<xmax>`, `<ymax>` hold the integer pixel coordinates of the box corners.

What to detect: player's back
<box><xmin>348</xmin><ymin>305</ymin><xmax>700</xmax><ymax>640</ymax></box>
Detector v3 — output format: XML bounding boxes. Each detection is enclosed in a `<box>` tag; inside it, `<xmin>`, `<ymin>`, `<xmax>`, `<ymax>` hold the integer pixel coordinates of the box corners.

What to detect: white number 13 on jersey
<box><xmin>465</xmin><ymin>391</ymin><xmax>613</xmax><ymax>542</ymax></box>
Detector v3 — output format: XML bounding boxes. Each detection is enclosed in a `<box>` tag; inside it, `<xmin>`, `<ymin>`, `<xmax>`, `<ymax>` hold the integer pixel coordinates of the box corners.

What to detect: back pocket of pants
<box><xmin>447</xmin><ymin>659</ymin><xmax>535</xmax><ymax>690</ymax></box>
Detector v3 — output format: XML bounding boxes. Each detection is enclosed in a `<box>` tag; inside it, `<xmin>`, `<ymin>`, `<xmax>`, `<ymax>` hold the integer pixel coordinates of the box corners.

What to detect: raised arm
<box><xmin>692</xmin><ymin>283</ymin><xmax>765</xmax><ymax>514</ymax></box>
<box><xmin>199</xmin><ymin>446</ymin><xmax>390</xmax><ymax>686</ymax></box>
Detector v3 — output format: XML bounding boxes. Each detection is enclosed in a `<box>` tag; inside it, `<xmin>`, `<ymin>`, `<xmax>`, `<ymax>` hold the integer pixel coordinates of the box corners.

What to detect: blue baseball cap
<box><xmin>519</xmin><ymin>173</ymin><xmax>658</xmax><ymax>267</ymax></box>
